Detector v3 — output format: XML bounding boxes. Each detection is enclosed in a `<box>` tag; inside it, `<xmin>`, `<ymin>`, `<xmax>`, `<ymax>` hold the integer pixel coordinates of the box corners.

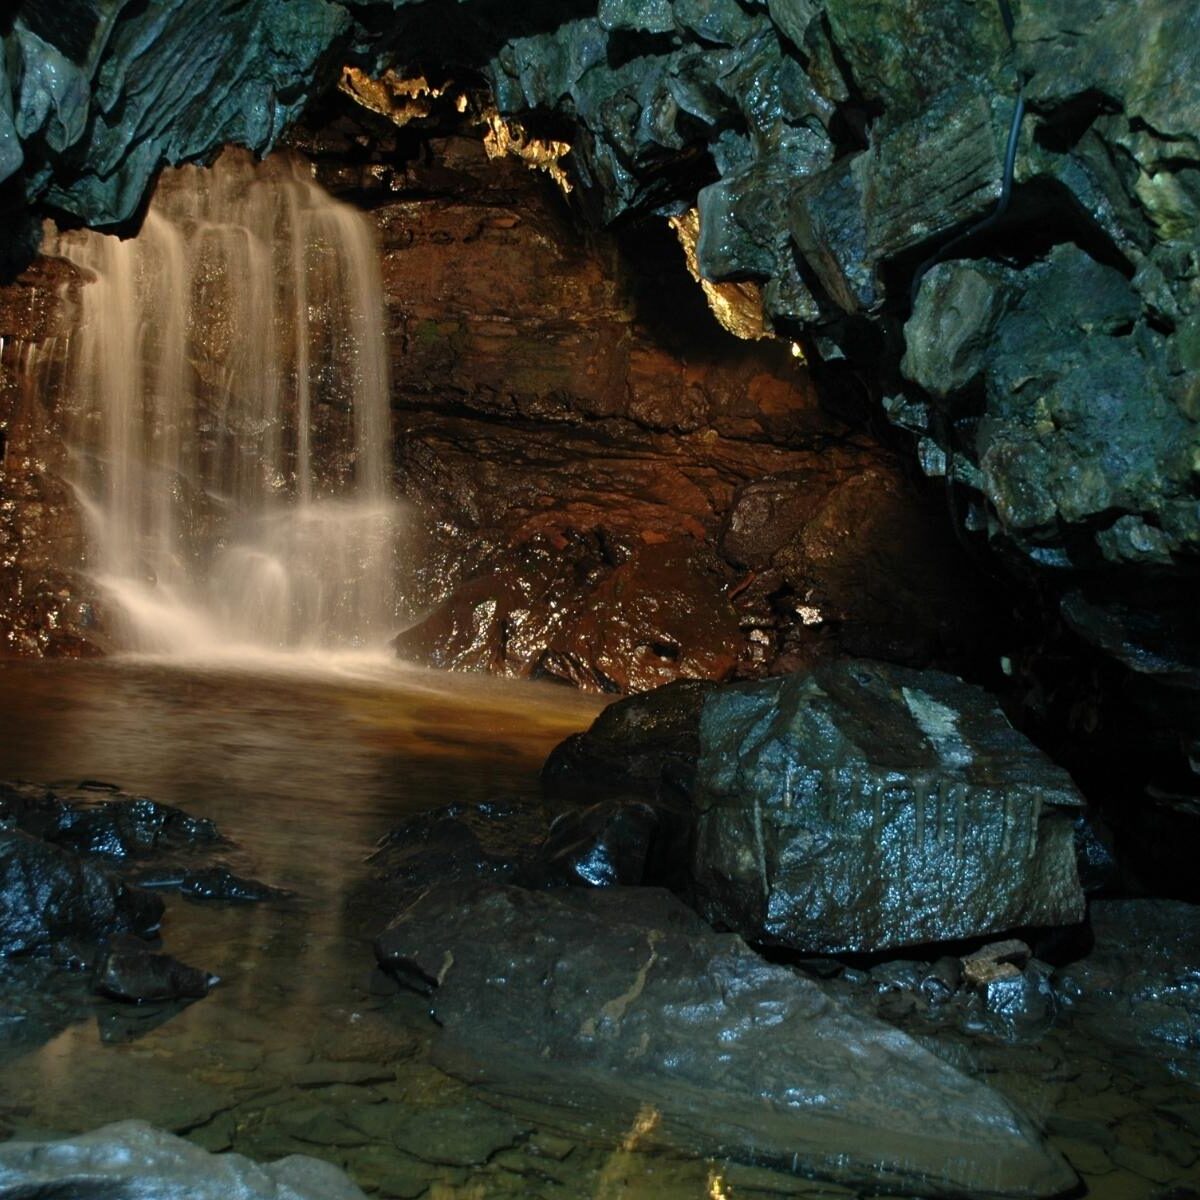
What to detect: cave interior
<box><xmin>0</xmin><ymin>2</ymin><xmax>1197</xmax><ymax>1199</ymax></box>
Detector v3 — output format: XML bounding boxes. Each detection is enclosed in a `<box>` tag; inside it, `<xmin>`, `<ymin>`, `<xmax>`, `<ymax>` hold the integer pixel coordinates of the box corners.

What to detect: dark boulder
<box><xmin>93</xmin><ymin>935</ymin><xmax>216</xmax><ymax>1004</ymax></box>
<box><xmin>525</xmin><ymin>799</ymin><xmax>667</xmax><ymax>888</ymax></box>
<box><xmin>375</xmin><ymin>882</ymin><xmax>1075</xmax><ymax>1198</ymax></box>
<box><xmin>541</xmin><ymin>678</ymin><xmax>715</xmax><ymax>804</ymax></box>
<box><xmin>0</xmin><ymin>828</ymin><xmax>162</xmax><ymax>956</ymax></box>
<box><xmin>692</xmin><ymin>661</ymin><xmax>1086</xmax><ymax>954</ymax></box>
<box><xmin>0</xmin><ymin>1119</ymin><xmax>368</xmax><ymax>1199</ymax></box>
<box><xmin>56</xmin><ymin>795</ymin><xmax>222</xmax><ymax>859</ymax></box>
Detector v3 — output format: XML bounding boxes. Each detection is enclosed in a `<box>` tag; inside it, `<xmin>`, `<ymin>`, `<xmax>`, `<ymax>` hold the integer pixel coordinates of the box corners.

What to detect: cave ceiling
<box><xmin>1</xmin><ymin>0</ymin><xmax>1198</xmax><ymax>631</ymax></box>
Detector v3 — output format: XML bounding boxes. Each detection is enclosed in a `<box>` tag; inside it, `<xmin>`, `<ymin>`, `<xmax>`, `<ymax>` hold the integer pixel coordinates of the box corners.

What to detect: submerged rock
<box><xmin>375</xmin><ymin>882</ymin><xmax>1075</xmax><ymax>1198</ymax></box>
<box><xmin>0</xmin><ymin>1119</ymin><xmax>368</xmax><ymax>1199</ymax></box>
<box><xmin>0</xmin><ymin>829</ymin><xmax>162</xmax><ymax>956</ymax></box>
<box><xmin>692</xmin><ymin>661</ymin><xmax>1086</xmax><ymax>954</ymax></box>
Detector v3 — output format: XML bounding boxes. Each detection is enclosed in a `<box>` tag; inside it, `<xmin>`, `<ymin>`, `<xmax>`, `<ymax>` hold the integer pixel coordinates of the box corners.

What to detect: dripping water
<box><xmin>41</xmin><ymin>148</ymin><xmax>399</xmax><ymax>657</ymax></box>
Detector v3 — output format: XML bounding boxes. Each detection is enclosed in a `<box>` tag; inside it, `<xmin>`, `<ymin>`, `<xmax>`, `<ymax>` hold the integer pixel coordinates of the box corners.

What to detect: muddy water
<box><xmin>0</xmin><ymin>659</ymin><xmax>1198</xmax><ymax>1199</ymax></box>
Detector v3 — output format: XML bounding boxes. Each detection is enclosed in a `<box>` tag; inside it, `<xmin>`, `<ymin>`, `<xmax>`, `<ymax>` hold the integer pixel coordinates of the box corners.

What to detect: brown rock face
<box><xmin>0</xmin><ymin>258</ymin><xmax>99</xmax><ymax>657</ymax></box>
<box><xmin>0</xmin><ymin>113</ymin><xmax>998</xmax><ymax>689</ymax></box>
<box><xmin>334</xmin><ymin>119</ymin><xmax>996</xmax><ymax>691</ymax></box>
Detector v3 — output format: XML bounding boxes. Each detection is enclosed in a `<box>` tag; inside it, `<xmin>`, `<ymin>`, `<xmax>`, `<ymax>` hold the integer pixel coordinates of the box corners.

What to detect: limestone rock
<box><xmin>0</xmin><ymin>1119</ymin><xmax>368</xmax><ymax>1199</ymax></box>
<box><xmin>692</xmin><ymin>660</ymin><xmax>1086</xmax><ymax>954</ymax></box>
<box><xmin>375</xmin><ymin>882</ymin><xmax>1076</xmax><ymax>1198</ymax></box>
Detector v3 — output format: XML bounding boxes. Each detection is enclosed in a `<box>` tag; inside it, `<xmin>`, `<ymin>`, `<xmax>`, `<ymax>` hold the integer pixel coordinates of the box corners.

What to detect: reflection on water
<box><xmin>0</xmin><ymin>660</ymin><xmax>605</xmax><ymax>1165</ymax></box>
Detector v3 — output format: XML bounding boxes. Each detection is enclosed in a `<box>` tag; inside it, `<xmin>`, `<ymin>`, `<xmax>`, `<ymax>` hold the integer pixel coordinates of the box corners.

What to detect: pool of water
<box><xmin>0</xmin><ymin>657</ymin><xmax>1197</xmax><ymax>1200</ymax></box>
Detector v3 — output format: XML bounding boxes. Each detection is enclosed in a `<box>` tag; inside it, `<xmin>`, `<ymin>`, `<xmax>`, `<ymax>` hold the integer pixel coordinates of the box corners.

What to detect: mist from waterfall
<box><xmin>42</xmin><ymin>149</ymin><xmax>399</xmax><ymax>657</ymax></box>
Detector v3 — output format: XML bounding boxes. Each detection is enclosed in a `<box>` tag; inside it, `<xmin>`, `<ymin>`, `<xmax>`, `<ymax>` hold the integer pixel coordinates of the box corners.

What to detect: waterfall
<box><xmin>42</xmin><ymin>149</ymin><xmax>399</xmax><ymax>656</ymax></box>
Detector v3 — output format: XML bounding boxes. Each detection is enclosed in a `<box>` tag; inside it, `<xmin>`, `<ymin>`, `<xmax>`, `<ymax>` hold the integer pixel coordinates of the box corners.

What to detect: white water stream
<box><xmin>42</xmin><ymin>149</ymin><xmax>399</xmax><ymax>656</ymax></box>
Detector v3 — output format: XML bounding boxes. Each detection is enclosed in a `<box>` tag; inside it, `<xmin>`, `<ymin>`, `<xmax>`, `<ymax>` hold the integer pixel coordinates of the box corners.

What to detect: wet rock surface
<box><xmin>0</xmin><ymin>779</ymin><xmax>286</xmax><ymax>1010</ymax></box>
<box><xmin>1056</xmin><ymin>900</ymin><xmax>1200</xmax><ymax>1073</ymax></box>
<box><xmin>0</xmin><ymin>828</ymin><xmax>162</xmax><ymax>956</ymax></box>
<box><xmin>94</xmin><ymin>934</ymin><xmax>218</xmax><ymax>1004</ymax></box>
<box><xmin>0</xmin><ymin>1119</ymin><xmax>369</xmax><ymax>1200</ymax></box>
<box><xmin>541</xmin><ymin>678</ymin><xmax>714</xmax><ymax>805</ymax></box>
<box><xmin>370</xmin><ymin>128</ymin><xmax>993</xmax><ymax>694</ymax></box>
<box><xmin>691</xmin><ymin>661</ymin><xmax>1086</xmax><ymax>954</ymax></box>
<box><xmin>375</xmin><ymin>881</ymin><xmax>1076</xmax><ymax>1198</ymax></box>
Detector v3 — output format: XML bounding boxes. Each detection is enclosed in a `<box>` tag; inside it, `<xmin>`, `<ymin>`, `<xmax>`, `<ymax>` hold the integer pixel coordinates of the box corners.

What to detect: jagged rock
<box><xmin>0</xmin><ymin>828</ymin><xmax>162</xmax><ymax>956</ymax></box>
<box><xmin>0</xmin><ymin>1119</ymin><xmax>368</xmax><ymax>1199</ymax></box>
<box><xmin>906</xmin><ymin>246</ymin><xmax>1196</xmax><ymax>570</ymax></box>
<box><xmin>94</xmin><ymin>934</ymin><xmax>216</xmax><ymax>1003</ymax></box>
<box><xmin>691</xmin><ymin>661</ymin><xmax>1086</xmax><ymax>954</ymax></box>
<box><xmin>56</xmin><ymin>796</ymin><xmax>222</xmax><ymax>859</ymax></box>
<box><xmin>375</xmin><ymin>882</ymin><xmax>1076</xmax><ymax>1198</ymax></box>
<box><xmin>5</xmin><ymin>2</ymin><xmax>349</xmax><ymax>234</ymax></box>
<box><xmin>178</xmin><ymin>867</ymin><xmax>288</xmax><ymax>903</ymax></box>
<box><xmin>0</xmin><ymin>781</ymin><xmax>221</xmax><ymax>858</ymax></box>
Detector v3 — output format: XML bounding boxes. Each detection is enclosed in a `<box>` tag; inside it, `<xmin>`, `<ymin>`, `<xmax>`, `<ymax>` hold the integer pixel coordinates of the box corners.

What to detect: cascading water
<box><xmin>41</xmin><ymin>148</ymin><xmax>398</xmax><ymax>656</ymax></box>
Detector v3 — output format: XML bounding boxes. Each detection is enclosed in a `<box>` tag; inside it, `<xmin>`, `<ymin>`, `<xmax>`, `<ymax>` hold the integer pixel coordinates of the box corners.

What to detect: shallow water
<box><xmin>0</xmin><ymin>659</ymin><xmax>1197</xmax><ymax>1199</ymax></box>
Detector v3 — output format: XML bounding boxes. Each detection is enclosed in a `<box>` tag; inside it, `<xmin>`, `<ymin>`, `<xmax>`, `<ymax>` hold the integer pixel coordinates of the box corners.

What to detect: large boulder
<box><xmin>375</xmin><ymin>882</ymin><xmax>1076</xmax><ymax>1198</ymax></box>
<box><xmin>0</xmin><ymin>1119</ymin><xmax>367</xmax><ymax>1199</ymax></box>
<box><xmin>692</xmin><ymin>660</ymin><xmax>1086</xmax><ymax>954</ymax></box>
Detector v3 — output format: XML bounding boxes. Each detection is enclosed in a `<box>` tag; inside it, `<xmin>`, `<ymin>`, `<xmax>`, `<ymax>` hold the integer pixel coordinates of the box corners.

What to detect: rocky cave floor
<box><xmin>0</xmin><ymin>665</ymin><xmax>1199</xmax><ymax>1200</ymax></box>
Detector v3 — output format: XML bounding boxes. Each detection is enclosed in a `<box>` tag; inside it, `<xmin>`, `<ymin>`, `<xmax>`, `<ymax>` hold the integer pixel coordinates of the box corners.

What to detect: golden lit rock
<box><xmin>668</xmin><ymin>209</ymin><xmax>769</xmax><ymax>342</ymax></box>
<box><xmin>481</xmin><ymin>109</ymin><xmax>573</xmax><ymax>195</ymax></box>
<box><xmin>338</xmin><ymin>67</ymin><xmax>446</xmax><ymax>127</ymax></box>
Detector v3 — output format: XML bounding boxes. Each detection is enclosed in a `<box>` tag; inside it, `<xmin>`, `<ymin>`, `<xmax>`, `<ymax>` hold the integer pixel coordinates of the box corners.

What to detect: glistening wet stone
<box><xmin>0</xmin><ymin>1119</ymin><xmax>368</xmax><ymax>1199</ymax></box>
<box><xmin>692</xmin><ymin>660</ymin><xmax>1086</xmax><ymax>954</ymax></box>
<box><xmin>375</xmin><ymin>881</ymin><xmax>1076</xmax><ymax>1198</ymax></box>
<box><xmin>0</xmin><ymin>828</ymin><xmax>162</xmax><ymax>955</ymax></box>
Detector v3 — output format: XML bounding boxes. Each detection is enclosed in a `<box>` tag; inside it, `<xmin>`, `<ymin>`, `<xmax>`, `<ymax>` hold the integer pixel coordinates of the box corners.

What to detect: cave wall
<box><xmin>0</xmin><ymin>258</ymin><xmax>94</xmax><ymax>655</ymax></box>
<box><xmin>0</xmin><ymin>0</ymin><xmax>1195</xmax><ymax>829</ymax></box>
<box><xmin>296</xmin><ymin>114</ymin><xmax>1006</xmax><ymax>693</ymax></box>
<box><xmin>0</xmin><ymin>110</ymin><xmax>1000</xmax><ymax>695</ymax></box>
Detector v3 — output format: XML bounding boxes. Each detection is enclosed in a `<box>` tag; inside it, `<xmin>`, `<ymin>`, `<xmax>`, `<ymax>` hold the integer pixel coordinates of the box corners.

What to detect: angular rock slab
<box><xmin>0</xmin><ymin>1119</ymin><xmax>368</xmax><ymax>1199</ymax></box>
<box><xmin>692</xmin><ymin>661</ymin><xmax>1085</xmax><ymax>954</ymax></box>
<box><xmin>376</xmin><ymin>883</ymin><xmax>1075</xmax><ymax>1198</ymax></box>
